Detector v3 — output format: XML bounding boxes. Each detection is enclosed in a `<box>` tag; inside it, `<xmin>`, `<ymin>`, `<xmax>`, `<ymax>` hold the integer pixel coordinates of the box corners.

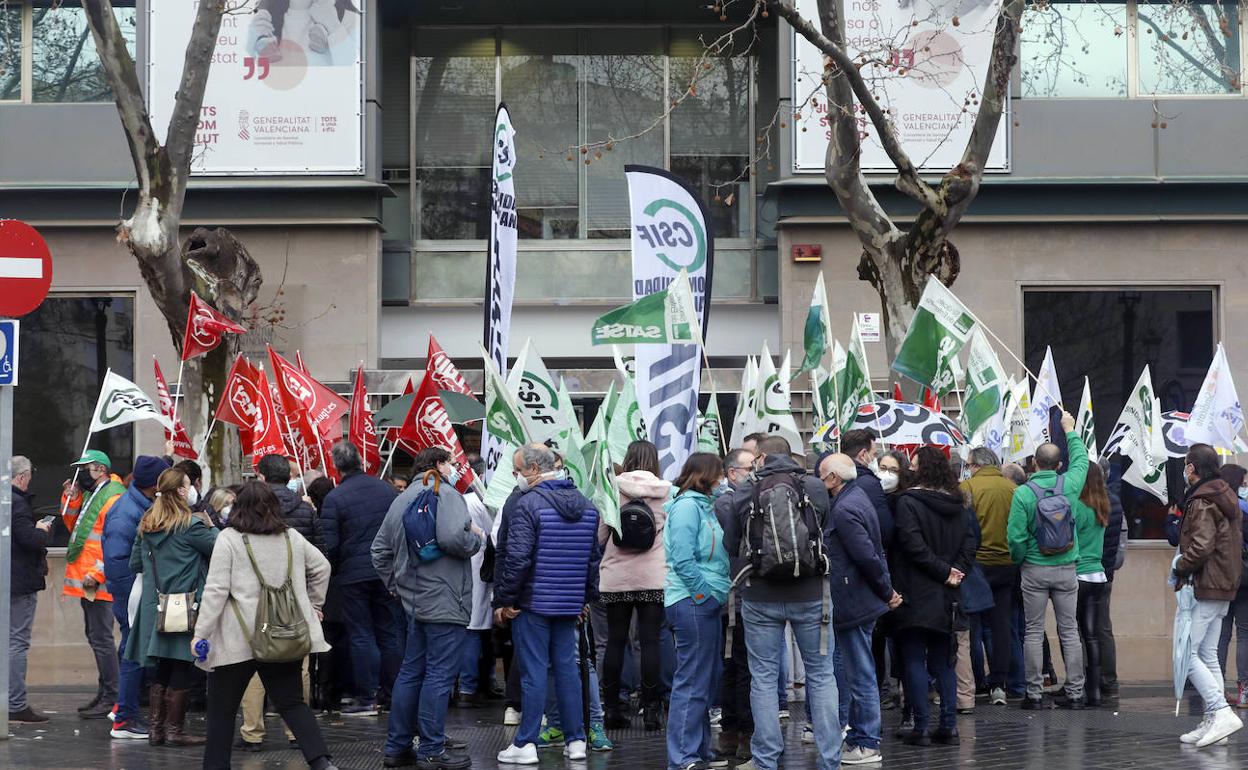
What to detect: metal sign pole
<box><xmin>0</xmin><ymin>381</ymin><xmax>13</xmax><ymax>740</ymax></box>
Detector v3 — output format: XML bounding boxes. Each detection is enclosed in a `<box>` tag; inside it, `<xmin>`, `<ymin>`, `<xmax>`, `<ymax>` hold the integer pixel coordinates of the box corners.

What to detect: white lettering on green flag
<box><xmin>835</xmin><ymin>319</ymin><xmax>873</xmax><ymax>433</ymax></box>
<box><xmin>963</xmin><ymin>327</ymin><xmax>1006</xmax><ymax>440</ymax></box>
<box><xmin>796</xmin><ymin>272</ymin><xmax>833</xmax><ymax>378</ymax></box>
<box><xmin>480</xmin><ymin>344</ymin><xmax>529</xmax><ymax>449</ymax></box>
<box><xmin>698</xmin><ymin>393</ymin><xmax>723</xmax><ymax>453</ymax></box>
<box><xmin>892</xmin><ymin>277</ymin><xmax>976</xmax><ymax>395</ymax></box>
<box><xmin>591</xmin><ymin>268</ymin><xmax>699</xmax><ymax>346</ymax></box>
<box><xmin>608</xmin><ymin>375</ymin><xmax>647</xmax><ymax>463</ymax></box>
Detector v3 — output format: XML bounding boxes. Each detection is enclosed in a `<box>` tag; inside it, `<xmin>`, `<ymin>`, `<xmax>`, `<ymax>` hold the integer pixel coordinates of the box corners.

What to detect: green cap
<box><xmin>72</xmin><ymin>449</ymin><xmax>112</xmax><ymax>468</ymax></box>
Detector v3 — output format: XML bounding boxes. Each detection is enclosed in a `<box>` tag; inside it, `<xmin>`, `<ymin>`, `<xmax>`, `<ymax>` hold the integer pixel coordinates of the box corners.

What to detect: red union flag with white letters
<box><xmin>397</xmin><ymin>372</ymin><xmax>476</xmax><ymax>493</ymax></box>
<box><xmin>268</xmin><ymin>347</ymin><xmax>349</xmax><ymax>439</ymax></box>
<box><xmin>214</xmin><ymin>354</ymin><xmax>285</xmax><ymax>460</ymax></box>
<box><xmin>153</xmin><ymin>357</ymin><xmax>198</xmax><ymax>459</ymax></box>
<box><xmin>181</xmin><ymin>291</ymin><xmax>247</xmax><ymax>361</ymax></box>
<box><xmin>349</xmin><ymin>365</ymin><xmax>382</xmax><ymax>474</ymax></box>
<box><xmin>427</xmin><ymin>335</ymin><xmax>474</xmax><ymax>397</ymax></box>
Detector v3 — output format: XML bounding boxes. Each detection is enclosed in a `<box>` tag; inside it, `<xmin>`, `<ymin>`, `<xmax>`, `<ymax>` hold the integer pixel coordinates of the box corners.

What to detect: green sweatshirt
<box><xmin>1073</xmin><ymin>498</ymin><xmax>1107</xmax><ymax>575</ymax></box>
<box><xmin>1006</xmin><ymin>431</ymin><xmax>1088</xmax><ymax>567</ymax></box>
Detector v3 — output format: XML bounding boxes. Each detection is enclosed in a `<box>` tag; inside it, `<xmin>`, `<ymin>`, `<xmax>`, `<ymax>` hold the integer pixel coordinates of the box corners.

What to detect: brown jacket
<box><xmin>1176</xmin><ymin>478</ymin><xmax>1243</xmax><ymax>601</ymax></box>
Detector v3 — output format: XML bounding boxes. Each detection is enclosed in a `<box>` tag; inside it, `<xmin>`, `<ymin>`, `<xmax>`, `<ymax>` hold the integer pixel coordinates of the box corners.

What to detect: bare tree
<box><xmin>81</xmin><ymin>0</ymin><xmax>260</xmax><ymax>480</ymax></box>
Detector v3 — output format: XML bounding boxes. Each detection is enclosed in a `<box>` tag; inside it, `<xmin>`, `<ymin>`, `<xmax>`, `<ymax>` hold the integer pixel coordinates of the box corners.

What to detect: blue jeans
<box><xmin>835</xmin><ymin>620</ymin><xmax>881</xmax><ymax>750</ymax></box>
<box><xmin>898</xmin><ymin>629</ymin><xmax>956</xmax><ymax>733</ymax></box>
<box><xmin>1189</xmin><ymin>599</ymin><xmax>1231</xmax><ymax>713</ymax></box>
<box><xmin>340</xmin><ymin>579</ymin><xmax>405</xmax><ymax>702</ymax></box>
<box><xmin>110</xmin><ymin>579</ymin><xmax>144</xmax><ymax>724</ymax></box>
<box><xmin>384</xmin><ymin>617</ymin><xmax>465</xmax><ymax>758</ymax></box>
<box><xmin>513</xmin><ymin>612</ymin><xmax>585</xmax><ymax>746</ymax></box>
<box><xmin>545</xmin><ymin>646</ymin><xmax>604</xmax><ymax>727</ymax></box>
<box><xmin>743</xmin><ymin>599</ymin><xmax>840</xmax><ymax>770</ymax></box>
<box><xmin>459</xmin><ymin>631</ymin><xmax>481</xmax><ymax>695</ymax></box>
<box><xmin>666</xmin><ymin>598</ymin><xmax>722</xmax><ymax>770</ymax></box>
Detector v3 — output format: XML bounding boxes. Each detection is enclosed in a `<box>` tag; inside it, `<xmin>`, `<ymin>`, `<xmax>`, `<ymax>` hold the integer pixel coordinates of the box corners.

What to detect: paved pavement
<box><xmin>2</xmin><ymin>685</ymin><xmax>1245</xmax><ymax>769</ymax></box>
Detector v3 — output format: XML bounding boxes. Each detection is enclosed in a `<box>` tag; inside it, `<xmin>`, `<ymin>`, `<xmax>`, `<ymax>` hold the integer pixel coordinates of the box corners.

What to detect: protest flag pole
<box><xmin>170</xmin><ymin>359</ymin><xmax>186</xmax><ymax>427</ymax></box>
<box><xmin>198</xmin><ymin>415</ymin><xmax>218</xmax><ymax>460</ymax></box>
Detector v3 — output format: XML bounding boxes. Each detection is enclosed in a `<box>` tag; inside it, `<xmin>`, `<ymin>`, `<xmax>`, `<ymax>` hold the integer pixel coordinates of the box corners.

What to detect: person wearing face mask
<box><xmin>60</xmin><ymin>449</ymin><xmax>127</xmax><ymax>720</ymax></box>
<box><xmin>256</xmin><ymin>453</ymin><xmax>326</xmax><ymax>554</ymax></box>
<box><xmin>101</xmin><ymin>454</ymin><xmax>172</xmax><ymax>739</ymax></box>
<box><xmin>1173</xmin><ymin>444</ymin><xmax>1245</xmax><ymax>747</ymax></box>
<box><xmin>715</xmin><ymin>448</ymin><xmax>756</xmax><ymax>761</ymax></box>
<box><xmin>173</xmin><ymin>459</ymin><xmax>204</xmax><ymax>509</ymax></box>
<box><xmin>126</xmin><ymin>468</ymin><xmax>218</xmax><ymax>746</ymax></box>
<box><xmin>877</xmin><ymin>452</ymin><xmax>907</xmax><ymax>499</ymax></box>
<box><xmin>840</xmin><ymin>429</ymin><xmax>894</xmax><ymax>547</ymax></box>
<box><xmin>959</xmin><ymin>446</ymin><xmax>1018</xmax><ymax>707</ymax></box>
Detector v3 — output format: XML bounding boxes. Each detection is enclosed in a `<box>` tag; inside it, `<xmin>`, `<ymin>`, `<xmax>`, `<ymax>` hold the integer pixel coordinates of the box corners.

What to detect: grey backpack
<box><xmin>1025</xmin><ymin>477</ymin><xmax>1075</xmax><ymax>556</ymax></box>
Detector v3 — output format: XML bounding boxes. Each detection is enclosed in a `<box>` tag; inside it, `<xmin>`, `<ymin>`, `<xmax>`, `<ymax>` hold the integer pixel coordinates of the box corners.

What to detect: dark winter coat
<box><xmin>825</xmin><ymin>484</ymin><xmax>892</xmax><ymax>630</ymax></box>
<box><xmin>888</xmin><ymin>488</ymin><xmax>977</xmax><ymax>634</ymax></box>
<box><xmin>493</xmin><ymin>479</ymin><xmax>602</xmax><ymax>617</ymax></box>
<box><xmin>1102</xmin><ymin>489</ymin><xmax>1126</xmax><ymax>577</ymax></box>
<box><xmin>854</xmin><ymin>463</ymin><xmax>895</xmax><ymax>547</ymax></box>
<box><xmin>1176</xmin><ymin>477</ymin><xmax>1243</xmax><ymax>601</ymax></box>
<box><xmin>958</xmin><ymin>511</ymin><xmax>995</xmax><ymax>615</ymax></box>
<box><xmin>269</xmin><ymin>483</ymin><xmax>325</xmax><ymax>553</ymax></box>
<box><xmin>102</xmin><ymin>484</ymin><xmax>156</xmax><ymax>598</ymax></box>
<box><xmin>125</xmin><ymin>519</ymin><xmax>218</xmax><ymax>664</ymax></box>
<box><xmin>320</xmin><ymin>470</ymin><xmax>398</xmax><ymax>585</ymax></box>
<box><xmin>11</xmin><ymin>487</ymin><xmax>48</xmax><ymax>596</ymax></box>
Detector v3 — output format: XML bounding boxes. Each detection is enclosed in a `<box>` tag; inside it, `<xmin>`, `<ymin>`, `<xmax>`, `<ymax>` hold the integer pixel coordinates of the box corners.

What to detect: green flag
<box><xmin>607</xmin><ymin>375</ymin><xmax>647</xmax><ymax>462</ymax></box>
<box><xmin>484</xmin><ymin>441</ymin><xmax>518</xmax><ymax>509</ymax></box>
<box><xmin>893</xmin><ymin>276</ymin><xmax>976</xmax><ymax>395</ymax></box>
<box><xmin>586</xmin><ymin>403</ymin><xmax>621</xmax><ymax>535</ymax></box>
<box><xmin>591</xmin><ymin>269</ymin><xmax>700</xmax><ymax>346</ymax></box>
<box><xmin>962</xmin><ymin>327</ymin><xmax>1006</xmax><ymax>437</ymax></box>
<box><xmin>698</xmin><ymin>393</ymin><xmax>724</xmax><ymax>453</ymax></box>
<box><xmin>555</xmin><ymin>379</ymin><xmax>591</xmax><ymax>492</ymax></box>
<box><xmin>796</xmin><ymin>272</ymin><xmax>834</xmax><ymax>378</ymax></box>
<box><xmin>835</xmin><ymin>318</ymin><xmax>873</xmax><ymax>433</ymax></box>
<box><xmin>480</xmin><ymin>344</ymin><xmax>529</xmax><ymax>449</ymax></box>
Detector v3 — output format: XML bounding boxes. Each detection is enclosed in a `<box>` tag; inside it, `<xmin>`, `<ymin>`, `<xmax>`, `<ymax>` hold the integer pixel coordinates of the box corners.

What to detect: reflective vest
<box><xmin>61</xmin><ymin>475</ymin><xmax>124</xmax><ymax>602</ymax></box>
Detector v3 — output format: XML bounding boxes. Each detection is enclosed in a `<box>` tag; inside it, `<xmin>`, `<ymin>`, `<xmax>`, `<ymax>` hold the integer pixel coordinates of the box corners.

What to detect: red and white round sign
<box><xmin>0</xmin><ymin>220</ymin><xmax>52</xmax><ymax>317</ymax></box>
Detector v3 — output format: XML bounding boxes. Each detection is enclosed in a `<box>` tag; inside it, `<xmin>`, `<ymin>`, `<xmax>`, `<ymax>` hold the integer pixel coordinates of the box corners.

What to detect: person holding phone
<box><xmin>9</xmin><ymin>456</ymin><xmax>51</xmax><ymax>725</ymax></box>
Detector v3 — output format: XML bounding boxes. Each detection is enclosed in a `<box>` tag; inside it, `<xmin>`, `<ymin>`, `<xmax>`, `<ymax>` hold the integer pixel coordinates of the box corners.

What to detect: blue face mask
<box><xmin>287</xmin><ymin>479</ymin><xmax>301</xmax><ymax>494</ymax></box>
<box><xmin>713</xmin><ymin>479</ymin><xmax>731</xmax><ymax>498</ymax></box>
<box><xmin>1239</xmin><ymin>486</ymin><xmax>1248</xmax><ymax>501</ymax></box>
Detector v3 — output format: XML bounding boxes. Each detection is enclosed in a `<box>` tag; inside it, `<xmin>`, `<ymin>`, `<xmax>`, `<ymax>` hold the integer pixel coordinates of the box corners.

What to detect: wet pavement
<box><xmin>2</xmin><ymin>685</ymin><xmax>1245</xmax><ymax>769</ymax></box>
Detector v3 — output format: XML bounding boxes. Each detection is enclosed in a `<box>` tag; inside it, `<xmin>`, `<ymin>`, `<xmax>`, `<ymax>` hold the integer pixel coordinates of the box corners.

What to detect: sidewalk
<box><xmin>0</xmin><ymin>685</ymin><xmax>1239</xmax><ymax>768</ymax></box>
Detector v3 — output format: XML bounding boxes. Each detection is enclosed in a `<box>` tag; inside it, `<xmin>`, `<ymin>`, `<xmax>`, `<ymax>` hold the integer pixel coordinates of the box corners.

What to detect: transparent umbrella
<box><xmin>1172</xmin><ymin>558</ymin><xmax>1196</xmax><ymax>716</ymax></box>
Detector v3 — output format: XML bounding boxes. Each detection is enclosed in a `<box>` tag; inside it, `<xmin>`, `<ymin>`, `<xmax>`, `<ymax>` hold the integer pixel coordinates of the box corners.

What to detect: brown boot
<box><xmin>148</xmin><ymin>684</ymin><xmax>167</xmax><ymax>746</ymax></box>
<box><xmin>164</xmin><ymin>688</ymin><xmax>206</xmax><ymax>747</ymax></box>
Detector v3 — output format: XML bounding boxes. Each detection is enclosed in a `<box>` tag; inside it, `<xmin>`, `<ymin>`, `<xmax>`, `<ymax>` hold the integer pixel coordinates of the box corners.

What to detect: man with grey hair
<box><xmin>961</xmin><ymin>446</ymin><xmax>1020</xmax><ymax>706</ymax></box>
<box><xmin>819</xmin><ymin>453</ymin><xmax>900</xmax><ymax>764</ymax></box>
<box><xmin>320</xmin><ymin>439</ymin><xmax>404</xmax><ymax>716</ymax></box>
<box><xmin>9</xmin><ymin>456</ymin><xmax>51</xmax><ymax>724</ymax></box>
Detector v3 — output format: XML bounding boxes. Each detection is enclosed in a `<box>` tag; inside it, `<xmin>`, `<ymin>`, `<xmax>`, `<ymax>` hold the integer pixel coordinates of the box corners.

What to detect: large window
<box><xmin>1023</xmin><ymin>287</ymin><xmax>1216</xmax><ymax>539</ymax></box>
<box><xmin>1021</xmin><ymin>0</ymin><xmax>1244</xmax><ymax>97</ymax></box>
<box><xmin>0</xmin><ymin>0</ymin><xmax>137</xmax><ymax>103</ymax></box>
<box><xmin>14</xmin><ymin>295</ymin><xmax>136</xmax><ymax>545</ymax></box>
<box><xmin>410</xmin><ymin>26</ymin><xmax>758</xmax><ymax>302</ymax></box>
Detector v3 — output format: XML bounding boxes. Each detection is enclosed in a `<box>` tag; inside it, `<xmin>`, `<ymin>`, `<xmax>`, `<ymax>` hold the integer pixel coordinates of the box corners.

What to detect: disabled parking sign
<box><xmin>0</xmin><ymin>319</ymin><xmax>18</xmax><ymax>386</ymax></box>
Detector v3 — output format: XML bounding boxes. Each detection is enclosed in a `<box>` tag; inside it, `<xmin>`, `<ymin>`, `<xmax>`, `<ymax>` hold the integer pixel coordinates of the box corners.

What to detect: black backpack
<box><xmin>741</xmin><ymin>472</ymin><xmax>828</xmax><ymax>581</ymax></box>
<box><xmin>612</xmin><ymin>497</ymin><xmax>657</xmax><ymax>552</ymax></box>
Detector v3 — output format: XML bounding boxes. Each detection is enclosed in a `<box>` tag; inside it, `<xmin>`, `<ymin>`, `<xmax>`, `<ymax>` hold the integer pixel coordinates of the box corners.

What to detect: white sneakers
<box><xmin>990</xmin><ymin>687</ymin><xmax>1008</xmax><ymax>706</ymax></box>
<box><xmin>497</xmin><ymin>742</ymin><xmax>539</xmax><ymax>765</ymax></box>
<box><xmin>503</xmin><ymin>707</ymin><xmax>521</xmax><ymax>726</ymax></box>
<box><xmin>564</xmin><ymin>739</ymin><xmax>588</xmax><ymax>760</ymax></box>
<box><xmin>842</xmin><ymin>746</ymin><xmax>884</xmax><ymax>765</ymax></box>
<box><xmin>1197</xmin><ymin>707</ymin><xmax>1244</xmax><ymax>748</ymax></box>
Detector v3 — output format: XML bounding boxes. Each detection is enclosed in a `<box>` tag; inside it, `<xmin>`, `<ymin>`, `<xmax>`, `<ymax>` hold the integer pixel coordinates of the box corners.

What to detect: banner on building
<box><xmin>791</xmin><ymin>0</ymin><xmax>1009</xmax><ymax>172</ymax></box>
<box><xmin>483</xmin><ymin>103</ymin><xmax>519</xmax><ymax>481</ymax></box>
<box><xmin>147</xmin><ymin>0</ymin><xmax>364</xmax><ymax>174</ymax></box>
<box><xmin>626</xmin><ymin>165</ymin><xmax>714</xmax><ymax>480</ymax></box>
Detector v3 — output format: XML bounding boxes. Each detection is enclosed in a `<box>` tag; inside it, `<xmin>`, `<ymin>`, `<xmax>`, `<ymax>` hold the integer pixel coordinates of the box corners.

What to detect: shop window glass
<box><xmin>31</xmin><ymin>2</ymin><xmax>137</xmax><ymax>103</ymax></box>
<box><xmin>1020</xmin><ymin>1</ymin><xmax>1130</xmax><ymax>97</ymax></box>
<box><xmin>1</xmin><ymin>6</ymin><xmax>19</xmax><ymax>101</ymax></box>
<box><xmin>1137</xmin><ymin>0</ymin><xmax>1242</xmax><ymax>95</ymax></box>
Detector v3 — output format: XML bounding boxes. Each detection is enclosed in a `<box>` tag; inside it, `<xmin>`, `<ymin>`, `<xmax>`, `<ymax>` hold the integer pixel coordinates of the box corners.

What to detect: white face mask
<box><xmin>220</xmin><ymin>504</ymin><xmax>232</xmax><ymax>522</ymax></box>
<box><xmin>879</xmin><ymin>470</ymin><xmax>899</xmax><ymax>493</ymax></box>
<box><xmin>514</xmin><ymin>472</ymin><xmax>532</xmax><ymax>493</ymax></box>
<box><xmin>187</xmin><ymin>486</ymin><xmax>200</xmax><ymax>506</ymax></box>
<box><xmin>287</xmin><ymin>479</ymin><xmax>302</xmax><ymax>494</ymax></box>
<box><xmin>868</xmin><ymin>458</ymin><xmax>880</xmax><ymax>475</ymax></box>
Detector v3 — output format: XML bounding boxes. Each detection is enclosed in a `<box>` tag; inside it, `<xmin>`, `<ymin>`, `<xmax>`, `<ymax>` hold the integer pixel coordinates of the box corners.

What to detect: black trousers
<box><xmin>155</xmin><ymin>657</ymin><xmax>196</xmax><ymax>690</ymax></box>
<box><xmin>1099</xmin><ymin>581</ymin><xmax>1119</xmax><ymax>689</ymax></box>
<box><xmin>981</xmin><ymin>564</ymin><xmax>1018</xmax><ymax>689</ymax></box>
<box><xmin>719</xmin><ymin>614</ymin><xmax>753</xmax><ymax>734</ymax></box>
<box><xmin>1077</xmin><ymin>581</ymin><xmax>1109</xmax><ymax>701</ymax></box>
<box><xmin>203</xmin><ymin>659</ymin><xmax>329</xmax><ymax>770</ymax></box>
<box><xmin>602</xmin><ymin>601</ymin><xmax>664</xmax><ymax>710</ymax></box>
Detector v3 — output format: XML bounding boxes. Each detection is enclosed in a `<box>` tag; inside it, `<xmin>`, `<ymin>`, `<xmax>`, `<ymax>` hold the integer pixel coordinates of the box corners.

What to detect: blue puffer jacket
<box><xmin>493</xmin><ymin>479</ymin><xmax>602</xmax><ymax>617</ymax></box>
<box><xmin>102</xmin><ymin>484</ymin><xmax>156</xmax><ymax>596</ymax></box>
<box><xmin>320</xmin><ymin>470</ymin><xmax>399</xmax><ymax>585</ymax></box>
<box><xmin>826</xmin><ymin>484</ymin><xmax>892</xmax><ymax>630</ymax></box>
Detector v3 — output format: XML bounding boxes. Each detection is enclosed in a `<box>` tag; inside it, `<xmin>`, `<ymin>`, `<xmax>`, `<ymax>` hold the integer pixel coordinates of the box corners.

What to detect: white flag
<box><xmin>1111</xmin><ymin>366</ymin><xmax>1168</xmax><ymax>501</ymax></box>
<box><xmin>1186</xmin><ymin>343</ymin><xmax>1244</xmax><ymax>452</ymax></box>
<box><xmin>1029</xmin><ymin>346</ymin><xmax>1062</xmax><ymax>446</ymax></box>
<box><xmin>483</xmin><ymin>104</ymin><xmax>519</xmax><ymax>482</ymax></box>
<box><xmin>756</xmin><ymin>345</ymin><xmax>803</xmax><ymax>452</ymax></box>
<box><xmin>507</xmin><ymin>340</ymin><xmax>569</xmax><ymax>450</ymax></box>
<box><xmin>90</xmin><ymin>369</ymin><xmax>174</xmax><ymax>433</ymax></box>
<box><xmin>1003</xmin><ymin>377</ymin><xmax>1036</xmax><ymax>463</ymax></box>
<box><xmin>1075</xmin><ymin>377</ymin><xmax>1098</xmax><ymax>460</ymax></box>
<box><xmin>730</xmin><ymin>356</ymin><xmax>760</xmax><ymax>450</ymax></box>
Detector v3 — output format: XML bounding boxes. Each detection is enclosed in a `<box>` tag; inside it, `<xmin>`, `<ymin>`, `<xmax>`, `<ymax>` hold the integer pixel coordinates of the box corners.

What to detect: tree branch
<box><xmin>164</xmin><ymin>1</ymin><xmax>227</xmax><ymax>178</ymax></box>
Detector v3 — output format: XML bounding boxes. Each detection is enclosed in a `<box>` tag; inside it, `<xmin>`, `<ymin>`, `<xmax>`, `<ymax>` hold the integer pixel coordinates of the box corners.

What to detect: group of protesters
<box><xmin>8</xmin><ymin>409</ymin><xmax>1248</xmax><ymax>769</ymax></box>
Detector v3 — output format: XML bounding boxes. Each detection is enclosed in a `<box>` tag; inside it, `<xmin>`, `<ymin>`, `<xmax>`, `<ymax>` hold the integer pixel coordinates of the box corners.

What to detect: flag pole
<box><xmin>198</xmin><ymin>415</ymin><xmax>218</xmax><ymax>459</ymax></box>
<box><xmin>379</xmin><ymin>442</ymin><xmax>397</xmax><ymax>480</ymax></box>
<box><xmin>700</xmin><ymin>346</ymin><xmax>728</xmax><ymax>456</ymax></box>
<box><xmin>954</xmin><ymin>308</ymin><xmax>1063</xmax><ymax>410</ymax></box>
<box><xmin>314</xmin><ymin>420</ymin><xmax>336</xmax><ymax>487</ymax></box>
<box><xmin>59</xmin><ymin>429</ymin><xmax>95</xmax><ymax>519</ymax></box>
<box><xmin>170</xmin><ymin>358</ymin><xmax>186</xmax><ymax>427</ymax></box>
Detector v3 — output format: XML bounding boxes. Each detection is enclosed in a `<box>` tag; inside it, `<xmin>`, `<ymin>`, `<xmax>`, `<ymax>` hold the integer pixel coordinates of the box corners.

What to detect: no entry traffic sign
<box><xmin>0</xmin><ymin>220</ymin><xmax>53</xmax><ymax>317</ymax></box>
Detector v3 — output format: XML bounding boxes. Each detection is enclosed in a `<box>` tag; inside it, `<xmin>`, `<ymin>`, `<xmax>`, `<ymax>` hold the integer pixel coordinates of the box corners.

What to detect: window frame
<box><xmin>407</xmin><ymin>24</ymin><xmax>762</xmax><ymax>302</ymax></box>
<box><xmin>1020</xmin><ymin>0</ymin><xmax>1247</xmax><ymax>99</ymax></box>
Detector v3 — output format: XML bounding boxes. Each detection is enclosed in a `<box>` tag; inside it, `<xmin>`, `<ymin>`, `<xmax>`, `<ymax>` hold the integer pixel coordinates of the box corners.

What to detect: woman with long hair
<box><xmin>888</xmin><ymin>446</ymin><xmax>976</xmax><ymax>746</ymax></box>
<box><xmin>192</xmin><ymin>481</ymin><xmax>335</xmax><ymax>770</ymax></box>
<box><xmin>1075</xmin><ymin>461</ymin><xmax>1111</xmax><ymax>706</ymax></box>
<box><xmin>664</xmin><ymin>452</ymin><xmax>731</xmax><ymax>770</ymax></box>
<box><xmin>599</xmin><ymin>440</ymin><xmax>671</xmax><ymax>731</ymax></box>
<box><xmin>125</xmin><ymin>468</ymin><xmax>218</xmax><ymax>746</ymax></box>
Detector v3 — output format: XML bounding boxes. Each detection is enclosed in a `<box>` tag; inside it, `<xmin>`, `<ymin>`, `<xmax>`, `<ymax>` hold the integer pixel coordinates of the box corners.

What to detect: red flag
<box><xmin>426</xmin><ymin>336</ymin><xmax>474</xmax><ymax>397</ymax></box>
<box><xmin>296</xmin><ymin>350</ymin><xmax>310</xmax><ymax>375</ymax></box>
<box><xmin>268</xmin><ymin>347</ymin><xmax>349</xmax><ymax>439</ymax></box>
<box><xmin>349</xmin><ymin>365</ymin><xmax>382</xmax><ymax>474</ymax></box>
<box><xmin>249</xmin><ymin>365</ymin><xmax>288</xmax><ymax>466</ymax></box>
<box><xmin>153</xmin><ymin>357</ymin><xmax>198</xmax><ymax>459</ymax></box>
<box><xmin>921</xmin><ymin>387</ymin><xmax>941</xmax><ymax>412</ymax></box>
<box><xmin>215</xmin><ymin>355</ymin><xmax>259</xmax><ymax>454</ymax></box>
<box><xmin>397</xmin><ymin>371</ymin><xmax>476</xmax><ymax>494</ymax></box>
<box><xmin>892</xmin><ymin>382</ymin><xmax>905</xmax><ymax>402</ymax></box>
<box><xmin>181</xmin><ymin>291</ymin><xmax>247</xmax><ymax>361</ymax></box>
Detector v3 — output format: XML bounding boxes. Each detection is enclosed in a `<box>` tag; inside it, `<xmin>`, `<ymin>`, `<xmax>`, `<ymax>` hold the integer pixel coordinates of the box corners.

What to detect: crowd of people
<box><xmin>7</xmin><ymin>409</ymin><xmax>1248</xmax><ymax>768</ymax></box>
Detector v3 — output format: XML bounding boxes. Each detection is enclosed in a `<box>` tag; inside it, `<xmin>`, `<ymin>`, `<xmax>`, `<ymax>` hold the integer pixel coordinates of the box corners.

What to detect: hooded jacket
<box><xmin>826</xmin><ymin>483</ymin><xmax>892</xmax><ymax>630</ymax></box>
<box><xmin>269</xmin><ymin>482</ymin><xmax>325</xmax><ymax>553</ymax></box>
<box><xmin>854</xmin><ymin>463</ymin><xmax>895</xmax><ymax>547</ymax></box>
<box><xmin>888</xmin><ymin>488</ymin><xmax>976</xmax><ymax>634</ymax></box>
<box><xmin>125</xmin><ymin>519</ymin><xmax>217</xmax><ymax>664</ymax></box>
<box><xmin>494</xmin><ymin>479</ymin><xmax>602</xmax><ymax>617</ymax></box>
<box><xmin>371</xmin><ymin>474</ymin><xmax>482</xmax><ymax>625</ymax></box>
<box><xmin>598</xmin><ymin>470</ymin><xmax>671</xmax><ymax>594</ymax></box>
<box><xmin>1176</xmin><ymin>477</ymin><xmax>1243</xmax><ymax>601</ymax></box>
<box><xmin>320</xmin><ymin>470</ymin><xmax>398</xmax><ymax>585</ymax></box>
<box><xmin>102</xmin><ymin>483</ymin><xmax>157</xmax><ymax>596</ymax></box>
<box><xmin>11</xmin><ymin>487</ymin><xmax>48</xmax><ymax>596</ymax></box>
<box><xmin>663</xmin><ymin>490</ymin><xmax>730</xmax><ymax>607</ymax></box>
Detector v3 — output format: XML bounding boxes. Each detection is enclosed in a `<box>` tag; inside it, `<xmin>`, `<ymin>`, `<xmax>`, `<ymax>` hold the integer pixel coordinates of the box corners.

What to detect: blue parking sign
<box><xmin>0</xmin><ymin>319</ymin><xmax>18</xmax><ymax>386</ymax></box>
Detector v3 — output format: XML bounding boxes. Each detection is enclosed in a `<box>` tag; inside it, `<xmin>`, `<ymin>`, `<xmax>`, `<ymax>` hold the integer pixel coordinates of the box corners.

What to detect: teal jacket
<box><xmin>1007</xmin><ymin>431</ymin><xmax>1088</xmax><ymax>566</ymax></box>
<box><xmin>1073</xmin><ymin>498</ymin><xmax>1107</xmax><ymax>576</ymax></box>
<box><xmin>663</xmin><ymin>490</ymin><xmax>730</xmax><ymax>607</ymax></box>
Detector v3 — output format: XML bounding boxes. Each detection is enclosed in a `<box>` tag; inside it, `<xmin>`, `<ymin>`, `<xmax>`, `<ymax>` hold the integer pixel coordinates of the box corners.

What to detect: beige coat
<box><xmin>597</xmin><ymin>471</ymin><xmax>671</xmax><ymax>594</ymax></box>
<box><xmin>193</xmin><ymin>527</ymin><xmax>331</xmax><ymax>671</ymax></box>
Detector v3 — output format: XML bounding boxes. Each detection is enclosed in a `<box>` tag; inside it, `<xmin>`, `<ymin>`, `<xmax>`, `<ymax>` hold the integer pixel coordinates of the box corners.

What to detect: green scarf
<box><xmin>66</xmin><ymin>478</ymin><xmax>125</xmax><ymax>564</ymax></box>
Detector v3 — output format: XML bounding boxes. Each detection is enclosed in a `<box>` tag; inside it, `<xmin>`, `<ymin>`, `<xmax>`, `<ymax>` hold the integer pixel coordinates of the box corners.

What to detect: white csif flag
<box><xmin>1029</xmin><ymin>346</ymin><xmax>1062</xmax><ymax>446</ymax></box>
<box><xmin>1185</xmin><ymin>343</ymin><xmax>1244</xmax><ymax>453</ymax></box>
<box><xmin>90</xmin><ymin>369</ymin><xmax>174</xmax><ymax>433</ymax></box>
<box><xmin>482</xmin><ymin>103</ymin><xmax>518</xmax><ymax>482</ymax></box>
